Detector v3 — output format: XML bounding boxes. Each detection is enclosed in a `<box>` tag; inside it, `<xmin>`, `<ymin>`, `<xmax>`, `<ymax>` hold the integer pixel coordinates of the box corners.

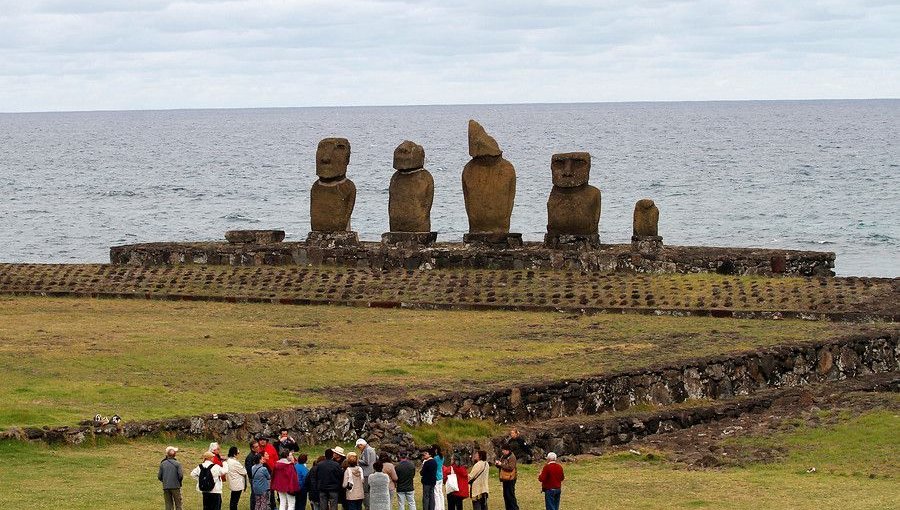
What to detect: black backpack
<box><xmin>198</xmin><ymin>463</ymin><xmax>215</xmax><ymax>492</ymax></box>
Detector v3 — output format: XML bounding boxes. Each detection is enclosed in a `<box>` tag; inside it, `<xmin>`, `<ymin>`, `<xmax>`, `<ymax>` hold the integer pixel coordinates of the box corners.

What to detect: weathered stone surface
<box><xmin>631</xmin><ymin>235</ymin><xmax>663</xmax><ymax>256</ymax></box>
<box><xmin>551</xmin><ymin>152</ymin><xmax>591</xmax><ymax>188</ymax></box>
<box><xmin>225</xmin><ymin>230</ymin><xmax>286</xmax><ymax>244</ymax></box>
<box><xmin>306</xmin><ymin>230</ymin><xmax>360</xmax><ymax>248</ymax></box>
<box><xmin>633</xmin><ymin>199</ymin><xmax>659</xmax><ymax>237</ymax></box>
<box><xmin>393</xmin><ymin>140</ymin><xmax>426</xmax><ymax>171</ymax></box>
<box><xmin>310</xmin><ymin>179</ymin><xmax>356</xmax><ymax>232</ymax></box>
<box><xmin>388</xmin><ymin>142</ymin><xmax>434</xmax><ymax>232</ymax></box>
<box><xmin>463</xmin><ymin>232</ymin><xmax>523</xmax><ymax>248</ymax></box>
<box><xmin>316</xmin><ymin>137</ymin><xmax>351</xmax><ymax>179</ymax></box>
<box><xmin>462</xmin><ymin>121</ymin><xmax>516</xmax><ymax>233</ymax></box>
<box><xmin>546</xmin><ymin>185</ymin><xmax>601</xmax><ymax>236</ymax></box>
<box><xmin>546</xmin><ymin>152</ymin><xmax>601</xmax><ymax>239</ymax></box>
<box><xmin>544</xmin><ymin>233</ymin><xmax>600</xmax><ymax>250</ymax></box>
<box><xmin>467</xmin><ymin>119</ymin><xmax>502</xmax><ymax>157</ymax></box>
<box><xmin>381</xmin><ymin>231</ymin><xmax>437</xmax><ymax>247</ymax></box>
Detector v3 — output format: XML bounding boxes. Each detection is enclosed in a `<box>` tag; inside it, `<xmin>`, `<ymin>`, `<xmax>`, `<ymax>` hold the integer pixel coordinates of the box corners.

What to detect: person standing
<box><xmin>294</xmin><ymin>453</ymin><xmax>310</xmax><ymax>510</ymax></box>
<box><xmin>355</xmin><ymin>439</ymin><xmax>377</xmax><ymax>510</ymax></box>
<box><xmin>307</xmin><ymin>455</ymin><xmax>325</xmax><ymax>510</ymax></box>
<box><xmin>367</xmin><ymin>461</ymin><xmax>391</xmax><ymax>510</ymax></box>
<box><xmin>250</xmin><ymin>452</ymin><xmax>272</xmax><ymax>510</ymax></box>
<box><xmin>394</xmin><ymin>451</ymin><xmax>417</xmax><ymax>510</ymax></box>
<box><xmin>259</xmin><ymin>437</ymin><xmax>280</xmax><ymax>510</ymax></box>
<box><xmin>317</xmin><ymin>449</ymin><xmax>343</xmax><ymax>510</ymax></box>
<box><xmin>191</xmin><ymin>451</ymin><xmax>229</xmax><ymax>510</ymax></box>
<box><xmin>158</xmin><ymin>446</ymin><xmax>184</xmax><ymax>510</ymax></box>
<box><xmin>442</xmin><ymin>454</ymin><xmax>468</xmax><ymax>510</ymax></box>
<box><xmin>431</xmin><ymin>446</ymin><xmax>444</xmax><ymax>510</ymax></box>
<box><xmin>272</xmin><ymin>449</ymin><xmax>300</xmax><ymax>510</ymax></box>
<box><xmin>377</xmin><ymin>453</ymin><xmax>398</xmax><ymax>508</ymax></box>
<box><xmin>494</xmin><ymin>445</ymin><xmax>518</xmax><ymax>510</ymax></box>
<box><xmin>278</xmin><ymin>429</ymin><xmax>299</xmax><ymax>454</ymax></box>
<box><xmin>505</xmin><ymin>430</ymin><xmax>532</xmax><ymax>465</ymax></box>
<box><xmin>468</xmin><ymin>451</ymin><xmax>489</xmax><ymax>510</ymax></box>
<box><xmin>537</xmin><ymin>453</ymin><xmax>564</xmax><ymax>510</ymax></box>
<box><xmin>420</xmin><ymin>449</ymin><xmax>437</xmax><ymax>510</ymax></box>
<box><xmin>227</xmin><ymin>446</ymin><xmax>249</xmax><ymax>510</ymax></box>
<box><xmin>343</xmin><ymin>453</ymin><xmax>366</xmax><ymax>510</ymax></box>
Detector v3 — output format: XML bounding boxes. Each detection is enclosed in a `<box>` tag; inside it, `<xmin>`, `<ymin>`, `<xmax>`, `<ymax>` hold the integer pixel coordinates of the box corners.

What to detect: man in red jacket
<box><xmin>258</xmin><ymin>436</ymin><xmax>280</xmax><ymax>510</ymax></box>
<box><xmin>537</xmin><ymin>452</ymin><xmax>564</xmax><ymax>510</ymax></box>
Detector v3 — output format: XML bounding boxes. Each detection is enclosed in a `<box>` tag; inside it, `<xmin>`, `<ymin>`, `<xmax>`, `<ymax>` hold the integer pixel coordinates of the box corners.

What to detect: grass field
<box><xmin>0</xmin><ymin>295</ymin><xmax>877</xmax><ymax>429</ymax></box>
<box><xmin>1</xmin><ymin>409</ymin><xmax>896</xmax><ymax>509</ymax></box>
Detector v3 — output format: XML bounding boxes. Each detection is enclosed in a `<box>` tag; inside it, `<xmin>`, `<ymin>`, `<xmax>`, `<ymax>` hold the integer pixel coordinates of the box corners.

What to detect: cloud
<box><xmin>0</xmin><ymin>0</ymin><xmax>897</xmax><ymax>111</ymax></box>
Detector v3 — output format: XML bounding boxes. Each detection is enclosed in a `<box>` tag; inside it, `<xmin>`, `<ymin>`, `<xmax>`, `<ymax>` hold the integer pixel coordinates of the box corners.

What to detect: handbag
<box><xmin>499</xmin><ymin>466</ymin><xmax>517</xmax><ymax>481</ymax></box>
<box><xmin>445</xmin><ymin>472</ymin><xmax>459</xmax><ymax>494</ymax></box>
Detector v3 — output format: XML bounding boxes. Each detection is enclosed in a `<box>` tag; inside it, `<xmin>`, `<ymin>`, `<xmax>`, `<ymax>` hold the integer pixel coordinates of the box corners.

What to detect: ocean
<box><xmin>0</xmin><ymin>100</ymin><xmax>897</xmax><ymax>277</ymax></box>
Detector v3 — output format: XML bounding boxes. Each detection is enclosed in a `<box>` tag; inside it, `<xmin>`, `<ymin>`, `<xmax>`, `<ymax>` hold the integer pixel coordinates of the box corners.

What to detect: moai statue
<box><xmin>631</xmin><ymin>198</ymin><xmax>663</xmax><ymax>255</ymax></box>
<box><xmin>461</xmin><ymin>120</ymin><xmax>521</xmax><ymax>247</ymax></box>
<box><xmin>383</xmin><ymin>140</ymin><xmax>437</xmax><ymax>246</ymax></box>
<box><xmin>544</xmin><ymin>152</ymin><xmax>601</xmax><ymax>249</ymax></box>
<box><xmin>307</xmin><ymin>137</ymin><xmax>358</xmax><ymax>246</ymax></box>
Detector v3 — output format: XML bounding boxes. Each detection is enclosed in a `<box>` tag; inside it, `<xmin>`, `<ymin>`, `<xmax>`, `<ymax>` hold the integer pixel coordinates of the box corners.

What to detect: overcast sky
<box><xmin>1</xmin><ymin>0</ymin><xmax>898</xmax><ymax>112</ymax></box>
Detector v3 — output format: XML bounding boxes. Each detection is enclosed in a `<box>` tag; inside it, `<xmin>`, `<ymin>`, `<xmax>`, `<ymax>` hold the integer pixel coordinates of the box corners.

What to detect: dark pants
<box><xmin>230</xmin><ymin>490</ymin><xmax>243</xmax><ymax>510</ymax></box>
<box><xmin>447</xmin><ymin>494</ymin><xmax>463</xmax><ymax>510</ymax></box>
<box><xmin>472</xmin><ymin>494</ymin><xmax>488</xmax><ymax>510</ymax></box>
<box><xmin>320</xmin><ymin>490</ymin><xmax>340</xmax><ymax>510</ymax></box>
<box><xmin>501</xmin><ymin>480</ymin><xmax>518</xmax><ymax>510</ymax></box>
<box><xmin>543</xmin><ymin>489</ymin><xmax>561</xmax><ymax>510</ymax></box>
<box><xmin>422</xmin><ymin>485</ymin><xmax>435</xmax><ymax>510</ymax></box>
<box><xmin>348</xmin><ymin>500</ymin><xmax>363</xmax><ymax>510</ymax></box>
<box><xmin>203</xmin><ymin>493</ymin><xmax>223</xmax><ymax>510</ymax></box>
<box><xmin>163</xmin><ymin>488</ymin><xmax>183</xmax><ymax>510</ymax></box>
<box><xmin>297</xmin><ymin>490</ymin><xmax>308</xmax><ymax>510</ymax></box>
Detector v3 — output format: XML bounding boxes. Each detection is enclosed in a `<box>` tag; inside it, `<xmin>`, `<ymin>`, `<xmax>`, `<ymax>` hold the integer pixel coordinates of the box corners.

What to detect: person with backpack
<box><xmin>191</xmin><ymin>451</ymin><xmax>229</xmax><ymax>510</ymax></box>
<box><xmin>158</xmin><ymin>446</ymin><xmax>184</xmax><ymax>510</ymax></box>
<box><xmin>251</xmin><ymin>452</ymin><xmax>272</xmax><ymax>510</ymax></box>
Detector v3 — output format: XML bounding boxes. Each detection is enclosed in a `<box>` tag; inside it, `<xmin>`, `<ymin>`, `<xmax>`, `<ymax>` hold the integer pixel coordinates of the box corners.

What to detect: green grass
<box><xmin>403</xmin><ymin>418</ymin><xmax>504</xmax><ymax>448</ymax></box>
<box><xmin>0</xmin><ymin>296</ymin><xmax>875</xmax><ymax>429</ymax></box>
<box><xmin>1</xmin><ymin>409</ymin><xmax>896</xmax><ymax>509</ymax></box>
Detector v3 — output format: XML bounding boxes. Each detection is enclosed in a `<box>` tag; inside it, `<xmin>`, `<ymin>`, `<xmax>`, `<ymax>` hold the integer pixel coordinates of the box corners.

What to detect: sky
<box><xmin>1</xmin><ymin>0</ymin><xmax>898</xmax><ymax>112</ymax></box>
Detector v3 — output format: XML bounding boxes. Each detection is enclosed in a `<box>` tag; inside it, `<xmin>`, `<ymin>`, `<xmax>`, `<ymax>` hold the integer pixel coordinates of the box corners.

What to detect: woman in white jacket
<box><xmin>226</xmin><ymin>446</ymin><xmax>248</xmax><ymax>510</ymax></box>
<box><xmin>191</xmin><ymin>451</ymin><xmax>229</xmax><ymax>510</ymax></box>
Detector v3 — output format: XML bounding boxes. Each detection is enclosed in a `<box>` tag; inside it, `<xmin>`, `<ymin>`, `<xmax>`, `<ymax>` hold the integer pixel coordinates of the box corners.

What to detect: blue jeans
<box><xmin>543</xmin><ymin>489</ymin><xmax>561</xmax><ymax>510</ymax></box>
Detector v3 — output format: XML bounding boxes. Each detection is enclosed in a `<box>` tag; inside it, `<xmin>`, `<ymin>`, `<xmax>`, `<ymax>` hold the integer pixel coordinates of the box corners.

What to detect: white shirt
<box><xmin>190</xmin><ymin>460</ymin><xmax>228</xmax><ymax>494</ymax></box>
<box><xmin>226</xmin><ymin>457</ymin><xmax>248</xmax><ymax>491</ymax></box>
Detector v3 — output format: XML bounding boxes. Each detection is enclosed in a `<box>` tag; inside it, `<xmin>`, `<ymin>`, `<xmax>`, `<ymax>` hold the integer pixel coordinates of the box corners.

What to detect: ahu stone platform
<box><xmin>110</xmin><ymin>240</ymin><xmax>836</xmax><ymax>277</ymax></box>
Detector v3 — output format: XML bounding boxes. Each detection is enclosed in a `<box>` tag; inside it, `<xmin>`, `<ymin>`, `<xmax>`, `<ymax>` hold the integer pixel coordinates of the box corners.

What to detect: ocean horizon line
<box><xmin>2</xmin><ymin>97</ymin><xmax>898</xmax><ymax>116</ymax></box>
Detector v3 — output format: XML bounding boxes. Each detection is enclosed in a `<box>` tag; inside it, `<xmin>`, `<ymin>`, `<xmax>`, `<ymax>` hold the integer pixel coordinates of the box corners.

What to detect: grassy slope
<box><xmin>0</xmin><ymin>296</ymin><xmax>872</xmax><ymax>429</ymax></box>
<box><xmin>1</xmin><ymin>410</ymin><xmax>896</xmax><ymax>509</ymax></box>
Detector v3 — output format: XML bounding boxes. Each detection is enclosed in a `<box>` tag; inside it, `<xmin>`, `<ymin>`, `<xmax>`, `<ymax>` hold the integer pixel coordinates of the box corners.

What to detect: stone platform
<box><xmin>109</xmin><ymin>239</ymin><xmax>836</xmax><ymax>277</ymax></box>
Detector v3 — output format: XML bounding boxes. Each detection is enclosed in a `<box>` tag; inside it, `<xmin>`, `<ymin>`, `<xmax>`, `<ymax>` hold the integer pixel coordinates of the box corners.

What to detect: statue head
<box><xmin>393</xmin><ymin>140</ymin><xmax>425</xmax><ymax>171</ymax></box>
<box><xmin>468</xmin><ymin>119</ymin><xmax>502</xmax><ymax>158</ymax></box>
<box><xmin>551</xmin><ymin>152</ymin><xmax>591</xmax><ymax>188</ymax></box>
<box><xmin>316</xmin><ymin>137</ymin><xmax>351</xmax><ymax>179</ymax></box>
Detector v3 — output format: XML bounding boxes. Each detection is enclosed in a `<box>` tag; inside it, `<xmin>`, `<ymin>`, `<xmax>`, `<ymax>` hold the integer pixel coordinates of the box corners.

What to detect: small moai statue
<box><xmin>307</xmin><ymin>137</ymin><xmax>358</xmax><ymax>246</ymax></box>
<box><xmin>461</xmin><ymin>119</ymin><xmax>521</xmax><ymax>247</ymax></box>
<box><xmin>544</xmin><ymin>152</ymin><xmax>601</xmax><ymax>249</ymax></box>
<box><xmin>383</xmin><ymin>140</ymin><xmax>437</xmax><ymax>246</ymax></box>
<box><xmin>631</xmin><ymin>198</ymin><xmax>663</xmax><ymax>255</ymax></box>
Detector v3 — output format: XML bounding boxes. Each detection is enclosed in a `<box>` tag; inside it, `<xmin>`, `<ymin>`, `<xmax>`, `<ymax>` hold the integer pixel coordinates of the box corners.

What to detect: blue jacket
<box><xmin>251</xmin><ymin>464</ymin><xmax>271</xmax><ymax>494</ymax></box>
<box><xmin>295</xmin><ymin>463</ymin><xmax>309</xmax><ymax>491</ymax></box>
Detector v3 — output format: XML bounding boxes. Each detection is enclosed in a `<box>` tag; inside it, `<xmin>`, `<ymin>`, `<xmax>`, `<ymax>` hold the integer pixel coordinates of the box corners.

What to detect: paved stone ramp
<box><xmin>0</xmin><ymin>263</ymin><xmax>897</xmax><ymax>320</ymax></box>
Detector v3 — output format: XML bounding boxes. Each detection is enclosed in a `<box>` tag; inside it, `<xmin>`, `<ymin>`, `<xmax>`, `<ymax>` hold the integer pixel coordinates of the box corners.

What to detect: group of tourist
<box><xmin>158</xmin><ymin>428</ymin><xmax>566</xmax><ymax>510</ymax></box>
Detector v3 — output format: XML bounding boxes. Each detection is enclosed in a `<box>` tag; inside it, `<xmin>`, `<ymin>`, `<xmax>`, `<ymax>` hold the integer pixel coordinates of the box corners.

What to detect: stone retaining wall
<box><xmin>6</xmin><ymin>332</ymin><xmax>896</xmax><ymax>445</ymax></box>
<box><xmin>110</xmin><ymin>240</ymin><xmax>836</xmax><ymax>277</ymax></box>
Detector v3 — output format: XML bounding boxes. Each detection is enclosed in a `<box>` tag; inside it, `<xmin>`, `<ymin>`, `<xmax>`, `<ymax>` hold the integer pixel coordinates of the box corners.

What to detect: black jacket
<box><xmin>245</xmin><ymin>451</ymin><xmax>260</xmax><ymax>477</ymax></box>
<box><xmin>316</xmin><ymin>459</ymin><xmax>343</xmax><ymax>492</ymax></box>
<box><xmin>420</xmin><ymin>458</ymin><xmax>437</xmax><ymax>486</ymax></box>
<box><xmin>307</xmin><ymin>463</ymin><xmax>320</xmax><ymax>497</ymax></box>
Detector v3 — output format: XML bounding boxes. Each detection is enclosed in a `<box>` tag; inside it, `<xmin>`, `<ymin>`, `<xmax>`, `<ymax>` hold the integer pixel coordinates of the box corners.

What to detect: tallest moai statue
<box><xmin>461</xmin><ymin>120</ymin><xmax>521</xmax><ymax>247</ymax></box>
